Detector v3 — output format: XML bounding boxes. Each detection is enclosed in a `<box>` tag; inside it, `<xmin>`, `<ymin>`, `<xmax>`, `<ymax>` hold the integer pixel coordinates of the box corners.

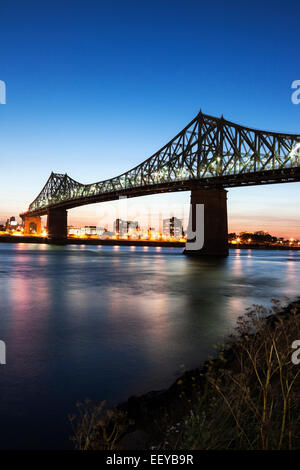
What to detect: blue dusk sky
<box><xmin>0</xmin><ymin>0</ymin><xmax>300</xmax><ymax>237</ymax></box>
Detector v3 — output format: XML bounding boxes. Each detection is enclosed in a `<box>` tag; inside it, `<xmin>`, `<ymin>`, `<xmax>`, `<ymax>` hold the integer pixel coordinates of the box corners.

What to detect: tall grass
<box><xmin>69</xmin><ymin>399</ymin><xmax>132</xmax><ymax>450</ymax></box>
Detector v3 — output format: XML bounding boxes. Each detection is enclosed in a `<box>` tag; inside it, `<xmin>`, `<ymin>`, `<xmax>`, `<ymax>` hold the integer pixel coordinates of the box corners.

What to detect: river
<box><xmin>0</xmin><ymin>243</ymin><xmax>299</xmax><ymax>448</ymax></box>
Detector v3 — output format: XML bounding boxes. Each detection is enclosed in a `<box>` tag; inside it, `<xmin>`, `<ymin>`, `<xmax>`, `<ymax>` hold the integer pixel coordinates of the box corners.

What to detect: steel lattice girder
<box><xmin>23</xmin><ymin>111</ymin><xmax>300</xmax><ymax>216</ymax></box>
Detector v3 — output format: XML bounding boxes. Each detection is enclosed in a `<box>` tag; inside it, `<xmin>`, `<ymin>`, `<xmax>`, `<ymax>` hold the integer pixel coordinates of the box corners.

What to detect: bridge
<box><xmin>20</xmin><ymin>111</ymin><xmax>300</xmax><ymax>255</ymax></box>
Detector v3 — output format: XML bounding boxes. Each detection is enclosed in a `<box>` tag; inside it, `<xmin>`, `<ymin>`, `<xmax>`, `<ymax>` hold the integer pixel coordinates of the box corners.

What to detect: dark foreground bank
<box><xmin>70</xmin><ymin>299</ymin><xmax>300</xmax><ymax>450</ymax></box>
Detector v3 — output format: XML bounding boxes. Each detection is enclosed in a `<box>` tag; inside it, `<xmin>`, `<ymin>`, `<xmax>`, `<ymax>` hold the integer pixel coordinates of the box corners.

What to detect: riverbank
<box><xmin>230</xmin><ymin>243</ymin><xmax>300</xmax><ymax>251</ymax></box>
<box><xmin>0</xmin><ymin>235</ymin><xmax>184</xmax><ymax>248</ymax></box>
<box><xmin>70</xmin><ymin>298</ymin><xmax>300</xmax><ymax>450</ymax></box>
<box><xmin>1</xmin><ymin>235</ymin><xmax>300</xmax><ymax>250</ymax></box>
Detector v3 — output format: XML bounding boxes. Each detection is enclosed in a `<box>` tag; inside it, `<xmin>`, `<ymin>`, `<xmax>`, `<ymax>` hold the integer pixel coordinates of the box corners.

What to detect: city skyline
<box><xmin>2</xmin><ymin>178</ymin><xmax>300</xmax><ymax>239</ymax></box>
<box><xmin>2</xmin><ymin>208</ymin><xmax>300</xmax><ymax>242</ymax></box>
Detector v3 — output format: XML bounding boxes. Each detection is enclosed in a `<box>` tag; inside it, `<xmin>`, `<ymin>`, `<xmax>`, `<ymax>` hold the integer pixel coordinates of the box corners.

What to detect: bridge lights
<box><xmin>290</xmin><ymin>143</ymin><xmax>300</xmax><ymax>161</ymax></box>
<box><xmin>152</xmin><ymin>171</ymin><xmax>158</xmax><ymax>182</ymax></box>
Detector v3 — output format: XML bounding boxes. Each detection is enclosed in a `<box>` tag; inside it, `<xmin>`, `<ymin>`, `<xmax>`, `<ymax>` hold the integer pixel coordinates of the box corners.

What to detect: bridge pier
<box><xmin>22</xmin><ymin>215</ymin><xmax>42</xmax><ymax>235</ymax></box>
<box><xmin>47</xmin><ymin>209</ymin><xmax>68</xmax><ymax>243</ymax></box>
<box><xmin>184</xmin><ymin>188</ymin><xmax>228</xmax><ymax>256</ymax></box>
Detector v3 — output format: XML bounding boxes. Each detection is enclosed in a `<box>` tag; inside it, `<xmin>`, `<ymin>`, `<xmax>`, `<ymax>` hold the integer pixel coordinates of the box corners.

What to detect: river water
<box><xmin>0</xmin><ymin>243</ymin><xmax>299</xmax><ymax>448</ymax></box>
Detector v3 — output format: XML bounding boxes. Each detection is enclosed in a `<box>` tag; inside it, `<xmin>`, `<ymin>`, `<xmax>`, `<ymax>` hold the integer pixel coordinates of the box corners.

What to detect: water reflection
<box><xmin>0</xmin><ymin>244</ymin><xmax>299</xmax><ymax>449</ymax></box>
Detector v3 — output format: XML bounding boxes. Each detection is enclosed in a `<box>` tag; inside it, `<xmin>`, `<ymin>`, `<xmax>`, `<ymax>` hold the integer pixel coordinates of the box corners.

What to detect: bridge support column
<box><xmin>22</xmin><ymin>215</ymin><xmax>42</xmax><ymax>235</ymax></box>
<box><xmin>184</xmin><ymin>188</ymin><xmax>228</xmax><ymax>256</ymax></box>
<box><xmin>47</xmin><ymin>209</ymin><xmax>68</xmax><ymax>243</ymax></box>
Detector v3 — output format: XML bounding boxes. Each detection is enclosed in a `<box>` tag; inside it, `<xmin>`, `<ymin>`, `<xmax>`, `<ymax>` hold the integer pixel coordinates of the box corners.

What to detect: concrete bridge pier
<box><xmin>22</xmin><ymin>215</ymin><xmax>42</xmax><ymax>235</ymax></box>
<box><xmin>184</xmin><ymin>188</ymin><xmax>228</xmax><ymax>256</ymax></box>
<box><xmin>47</xmin><ymin>209</ymin><xmax>68</xmax><ymax>243</ymax></box>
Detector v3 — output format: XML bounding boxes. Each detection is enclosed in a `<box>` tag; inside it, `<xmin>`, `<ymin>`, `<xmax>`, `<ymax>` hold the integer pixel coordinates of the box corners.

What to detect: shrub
<box><xmin>69</xmin><ymin>399</ymin><xmax>132</xmax><ymax>450</ymax></box>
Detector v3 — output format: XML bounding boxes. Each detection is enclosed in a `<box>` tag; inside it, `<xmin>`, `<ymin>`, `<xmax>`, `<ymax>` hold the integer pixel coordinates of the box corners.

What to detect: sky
<box><xmin>0</xmin><ymin>0</ymin><xmax>300</xmax><ymax>237</ymax></box>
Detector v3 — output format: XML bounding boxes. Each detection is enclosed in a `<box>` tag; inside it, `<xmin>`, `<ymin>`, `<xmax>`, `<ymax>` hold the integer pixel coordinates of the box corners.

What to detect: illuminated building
<box><xmin>163</xmin><ymin>217</ymin><xmax>183</xmax><ymax>239</ymax></box>
<box><xmin>113</xmin><ymin>219</ymin><xmax>138</xmax><ymax>237</ymax></box>
<box><xmin>68</xmin><ymin>226</ymin><xmax>97</xmax><ymax>237</ymax></box>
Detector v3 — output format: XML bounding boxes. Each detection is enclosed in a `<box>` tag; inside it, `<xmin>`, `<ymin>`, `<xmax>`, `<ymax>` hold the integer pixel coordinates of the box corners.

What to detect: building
<box><xmin>68</xmin><ymin>226</ymin><xmax>97</xmax><ymax>237</ymax></box>
<box><xmin>99</xmin><ymin>229</ymin><xmax>115</xmax><ymax>239</ymax></box>
<box><xmin>5</xmin><ymin>216</ymin><xmax>21</xmax><ymax>233</ymax></box>
<box><xmin>113</xmin><ymin>219</ymin><xmax>138</xmax><ymax>237</ymax></box>
<box><xmin>68</xmin><ymin>226</ymin><xmax>81</xmax><ymax>237</ymax></box>
<box><xmin>84</xmin><ymin>226</ymin><xmax>97</xmax><ymax>236</ymax></box>
<box><xmin>148</xmin><ymin>227</ymin><xmax>157</xmax><ymax>238</ymax></box>
<box><xmin>163</xmin><ymin>217</ymin><xmax>183</xmax><ymax>239</ymax></box>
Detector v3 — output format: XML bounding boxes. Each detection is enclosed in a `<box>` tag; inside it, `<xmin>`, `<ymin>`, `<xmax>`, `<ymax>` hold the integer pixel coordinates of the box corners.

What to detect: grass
<box><xmin>69</xmin><ymin>399</ymin><xmax>133</xmax><ymax>450</ymax></box>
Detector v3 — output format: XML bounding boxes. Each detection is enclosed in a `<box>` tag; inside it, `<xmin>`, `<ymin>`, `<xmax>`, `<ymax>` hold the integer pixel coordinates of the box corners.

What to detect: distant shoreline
<box><xmin>0</xmin><ymin>236</ymin><xmax>299</xmax><ymax>250</ymax></box>
<box><xmin>229</xmin><ymin>243</ymin><xmax>300</xmax><ymax>251</ymax></box>
<box><xmin>0</xmin><ymin>235</ymin><xmax>184</xmax><ymax>248</ymax></box>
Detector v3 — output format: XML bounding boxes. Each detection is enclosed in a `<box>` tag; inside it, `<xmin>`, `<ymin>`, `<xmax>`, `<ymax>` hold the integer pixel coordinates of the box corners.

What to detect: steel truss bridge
<box><xmin>22</xmin><ymin>111</ymin><xmax>300</xmax><ymax>217</ymax></box>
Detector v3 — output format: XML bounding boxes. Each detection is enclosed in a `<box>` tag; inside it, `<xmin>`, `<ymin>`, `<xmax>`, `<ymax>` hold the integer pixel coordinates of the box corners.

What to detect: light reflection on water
<box><xmin>0</xmin><ymin>243</ymin><xmax>299</xmax><ymax>449</ymax></box>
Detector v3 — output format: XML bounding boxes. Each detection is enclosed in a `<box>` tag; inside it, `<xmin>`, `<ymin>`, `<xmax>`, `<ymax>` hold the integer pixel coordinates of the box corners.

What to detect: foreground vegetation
<box><xmin>70</xmin><ymin>300</ymin><xmax>300</xmax><ymax>450</ymax></box>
